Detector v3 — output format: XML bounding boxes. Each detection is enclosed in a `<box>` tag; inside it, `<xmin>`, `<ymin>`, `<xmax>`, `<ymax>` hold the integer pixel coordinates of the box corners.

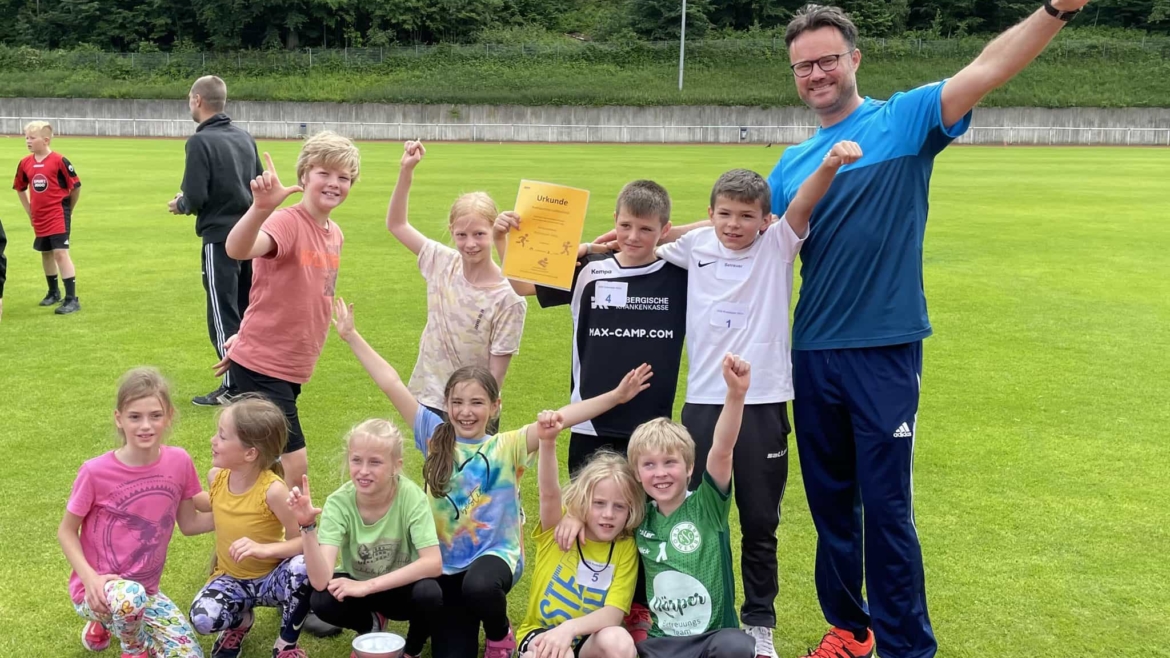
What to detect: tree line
<box><xmin>1</xmin><ymin>0</ymin><xmax>1164</xmax><ymax>52</ymax></box>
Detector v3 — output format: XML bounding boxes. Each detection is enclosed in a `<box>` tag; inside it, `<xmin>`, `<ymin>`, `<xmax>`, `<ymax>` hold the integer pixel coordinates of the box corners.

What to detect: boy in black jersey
<box><xmin>495</xmin><ymin>180</ymin><xmax>687</xmax><ymax>642</ymax></box>
<box><xmin>496</xmin><ymin>180</ymin><xmax>688</xmax><ymax>474</ymax></box>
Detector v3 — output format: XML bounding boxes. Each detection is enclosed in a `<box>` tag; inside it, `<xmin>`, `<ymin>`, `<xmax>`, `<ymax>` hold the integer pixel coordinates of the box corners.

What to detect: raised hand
<box><xmin>613</xmin><ymin>363</ymin><xmax>653</xmax><ymax>404</ymax></box>
<box><xmin>824</xmin><ymin>140</ymin><xmax>862</xmax><ymax>169</ymax></box>
<box><xmin>287</xmin><ymin>474</ymin><xmax>322</xmax><ymax>528</ymax></box>
<box><xmin>722</xmin><ymin>353</ymin><xmax>751</xmax><ymax>396</ymax></box>
<box><xmin>535</xmin><ymin>410</ymin><xmax>564</xmax><ymax>443</ymax></box>
<box><xmin>401</xmin><ymin>140</ymin><xmax>426</xmax><ymax>170</ymax></box>
<box><xmin>494</xmin><ymin>211</ymin><xmax>521</xmax><ymax>236</ymax></box>
<box><xmin>250</xmin><ymin>152</ymin><xmax>304</xmax><ymax>212</ymax></box>
<box><xmin>331</xmin><ymin>297</ymin><xmax>356</xmax><ymax>341</ymax></box>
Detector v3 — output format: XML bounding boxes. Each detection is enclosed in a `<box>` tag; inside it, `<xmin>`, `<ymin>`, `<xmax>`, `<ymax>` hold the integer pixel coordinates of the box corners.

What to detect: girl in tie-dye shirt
<box><xmin>332</xmin><ymin>299</ymin><xmax>652</xmax><ymax>658</ymax></box>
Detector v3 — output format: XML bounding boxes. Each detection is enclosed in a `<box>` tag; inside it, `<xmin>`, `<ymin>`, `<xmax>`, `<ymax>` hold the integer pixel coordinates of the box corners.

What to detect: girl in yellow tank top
<box><xmin>188</xmin><ymin>397</ymin><xmax>312</xmax><ymax>658</ymax></box>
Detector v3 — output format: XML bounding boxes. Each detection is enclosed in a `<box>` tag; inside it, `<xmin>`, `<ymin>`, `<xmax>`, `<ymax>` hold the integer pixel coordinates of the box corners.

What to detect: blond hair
<box><xmin>220</xmin><ymin>396</ymin><xmax>288</xmax><ymax>478</ymax></box>
<box><xmin>190</xmin><ymin>75</ymin><xmax>228</xmax><ymax>113</ymax></box>
<box><xmin>296</xmin><ymin>130</ymin><xmax>361</xmax><ymax>187</ymax></box>
<box><xmin>627</xmin><ymin>418</ymin><xmax>696</xmax><ymax>473</ymax></box>
<box><xmin>346</xmin><ymin>419</ymin><xmax>405</xmax><ymax>463</ymax></box>
<box><xmin>563</xmin><ymin>451</ymin><xmax>645</xmax><ymax>538</ymax></box>
<box><xmin>114</xmin><ymin>367</ymin><xmax>176</xmax><ymax>445</ymax></box>
<box><xmin>24</xmin><ymin>121</ymin><xmax>52</xmax><ymax>139</ymax></box>
<box><xmin>448</xmin><ymin>192</ymin><xmax>497</xmax><ymax>229</ymax></box>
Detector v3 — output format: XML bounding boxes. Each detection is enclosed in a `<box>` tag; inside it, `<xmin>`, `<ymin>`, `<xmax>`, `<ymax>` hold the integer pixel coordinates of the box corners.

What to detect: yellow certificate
<box><xmin>503</xmin><ymin>180</ymin><xmax>591</xmax><ymax>291</ymax></box>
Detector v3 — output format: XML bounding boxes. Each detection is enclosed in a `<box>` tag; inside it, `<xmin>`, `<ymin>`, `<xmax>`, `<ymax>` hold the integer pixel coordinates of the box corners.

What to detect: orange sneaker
<box><xmin>623</xmin><ymin>603</ymin><xmax>652</xmax><ymax>643</ymax></box>
<box><xmin>799</xmin><ymin>627</ymin><xmax>875</xmax><ymax>658</ymax></box>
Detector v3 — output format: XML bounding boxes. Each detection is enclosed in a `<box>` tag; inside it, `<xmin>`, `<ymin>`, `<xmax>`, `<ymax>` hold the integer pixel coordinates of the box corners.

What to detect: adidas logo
<box><xmin>892</xmin><ymin>422</ymin><xmax>913</xmax><ymax>438</ymax></box>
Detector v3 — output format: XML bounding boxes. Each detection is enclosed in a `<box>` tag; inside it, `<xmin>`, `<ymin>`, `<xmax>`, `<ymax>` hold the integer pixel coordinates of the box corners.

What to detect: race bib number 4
<box><xmin>595</xmin><ymin>281</ymin><xmax>628</xmax><ymax>308</ymax></box>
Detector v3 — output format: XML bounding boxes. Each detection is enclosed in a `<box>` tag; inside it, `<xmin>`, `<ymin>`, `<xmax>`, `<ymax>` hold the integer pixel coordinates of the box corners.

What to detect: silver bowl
<box><xmin>352</xmin><ymin>632</ymin><xmax>406</xmax><ymax>658</ymax></box>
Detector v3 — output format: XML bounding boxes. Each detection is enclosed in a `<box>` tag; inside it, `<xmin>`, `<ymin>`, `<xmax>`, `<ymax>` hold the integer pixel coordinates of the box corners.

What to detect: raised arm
<box><xmin>526</xmin><ymin>364</ymin><xmax>652</xmax><ymax>453</ymax></box>
<box><xmin>386</xmin><ymin>140</ymin><xmax>429</xmax><ymax>255</ymax></box>
<box><xmin>536</xmin><ymin>411</ymin><xmax>566</xmax><ymax>530</ymax></box>
<box><xmin>941</xmin><ymin>0</ymin><xmax>1089</xmax><ymax>128</ymax></box>
<box><xmin>225</xmin><ymin>152</ymin><xmax>300</xmax><ymax>260</ymax></box>
<box><xmin>332</xmin><ymin>298</ymin><xmax>419</xmax><ymax>428</ymax></box>
<box><xmin>492</xmin><ymin>211</ymin><xmax>537</xmax><ymax>296</ymax></box>
<box><xmin>784</xmin><ymin>140</ymin><xmax>861</xmax><ymax>236</ymax></box>
<box><xmin>287</xmin><ymin>475</ymin><xmax>335</xmax><ymax>591</ymax></box>
<box><xmin>706</xmin><ymin>354</ymin><xmax>750</xmax><ymax>493</ymax></box>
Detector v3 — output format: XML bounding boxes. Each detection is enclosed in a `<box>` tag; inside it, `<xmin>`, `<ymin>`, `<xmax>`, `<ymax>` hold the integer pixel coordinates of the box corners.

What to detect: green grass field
<box><xmin>0</xmin><ymin>137</ymin><xmax>1166</xmax><ymax>658</ymax></box>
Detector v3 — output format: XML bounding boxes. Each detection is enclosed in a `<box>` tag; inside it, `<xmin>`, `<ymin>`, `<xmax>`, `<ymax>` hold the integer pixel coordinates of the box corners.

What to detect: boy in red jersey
<box><xmin>14</xmin><ymin>121</ymin><xmax>82</xmax><ymax>314</ymax></box>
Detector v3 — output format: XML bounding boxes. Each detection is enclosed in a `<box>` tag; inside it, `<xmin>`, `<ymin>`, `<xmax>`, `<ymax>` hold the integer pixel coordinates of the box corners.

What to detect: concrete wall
<box><xmin>2</xmin><ymin>98</ymin><xmax>1168</xmax><ymax>146</ymax></box>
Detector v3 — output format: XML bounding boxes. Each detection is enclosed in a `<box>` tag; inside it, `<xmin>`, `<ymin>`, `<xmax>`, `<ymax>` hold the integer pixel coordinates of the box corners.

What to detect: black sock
<box><xmin>46</xmin><ymin>275</ymin><xmax>59</xmax><ymax>294</ymax></box>
<box><xmin>852</xmin><ymin>629</ymin><xmax>868</xmax><ymax>643</ymax></box>
<box><xmin>64</xmin><ymin>276</ymin><xmax>76</xmax><ymax>300</ymax></box>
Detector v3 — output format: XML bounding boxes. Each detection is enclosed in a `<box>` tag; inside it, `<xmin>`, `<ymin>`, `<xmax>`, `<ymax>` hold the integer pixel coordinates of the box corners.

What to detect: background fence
<box><xmin>3</xmin><ymin>98</ymin><xmax>1169</xmax><ymax>146</ymax></box>
<box><xmin>3</xmin><ymin>116</ymin><xmax>1168</xmax><ymax>146</ymax></box>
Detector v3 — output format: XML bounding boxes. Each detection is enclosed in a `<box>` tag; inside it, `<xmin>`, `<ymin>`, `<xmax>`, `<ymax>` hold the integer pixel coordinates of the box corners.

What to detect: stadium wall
<box><xmin>1</xmin><ymin>98</ymin><xmax>1168</xmax><ymax>146</ymax></box>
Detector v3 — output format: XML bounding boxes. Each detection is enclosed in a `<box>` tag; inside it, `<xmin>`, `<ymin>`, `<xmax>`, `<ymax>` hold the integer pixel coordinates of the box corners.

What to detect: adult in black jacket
<box><xmin>169</xmin><ymin>75</ymin><xmax>263</xmax><ymax>406</ymax></box>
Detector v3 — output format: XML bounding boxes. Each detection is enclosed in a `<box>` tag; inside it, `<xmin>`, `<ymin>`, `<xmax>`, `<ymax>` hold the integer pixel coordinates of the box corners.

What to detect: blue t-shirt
<box><xmin>767</xmin><ymin>81</ymin><xmax>971</xmax><ymax>350</ymax></box>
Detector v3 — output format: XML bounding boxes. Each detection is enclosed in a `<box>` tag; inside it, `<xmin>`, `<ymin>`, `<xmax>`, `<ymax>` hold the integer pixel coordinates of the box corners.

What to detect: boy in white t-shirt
<box><xmin>654</xmin><ymin>141</ymin><xmax>861</xmax><ymax>657</ymax></box>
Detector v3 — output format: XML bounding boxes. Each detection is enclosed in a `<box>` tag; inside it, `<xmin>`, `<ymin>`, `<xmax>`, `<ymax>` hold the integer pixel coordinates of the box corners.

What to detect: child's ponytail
<box><xmin>424</xmin><ymin>422</ymin><xmax>458</xmax><ymax>496</ymax></box>
<box><xmin>424</xmin><ymin>365</ymin><xmax>500</xmax><ymax>497</ymax></box>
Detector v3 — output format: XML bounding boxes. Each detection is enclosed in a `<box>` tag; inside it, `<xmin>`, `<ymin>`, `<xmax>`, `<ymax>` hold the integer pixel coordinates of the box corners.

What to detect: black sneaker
<box><xmin>39</xmin><ymin>291</ymin><xmax>62</xmax><ymax>306</ymax></box>
<box><xmin>192</xmin><ymin>385</ymin><xmax>231</xmax><ymax>407</ymax></box>
<box><xmin>54</xmin><ymin>297</ymin><xmax>81</xmax><ymax>314</ymax></box>
<box><xmin>301</xmin><ymin>612</ymin><xmax>342</xmax><ymax>638</ymax></box>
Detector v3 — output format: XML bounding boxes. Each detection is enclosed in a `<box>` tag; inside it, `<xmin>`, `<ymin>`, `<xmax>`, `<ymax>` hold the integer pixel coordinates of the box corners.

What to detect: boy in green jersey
<box><xmin>626</xmin><ymin>353</ymin><xmax>756</xmax><ymax>658</ymax></box>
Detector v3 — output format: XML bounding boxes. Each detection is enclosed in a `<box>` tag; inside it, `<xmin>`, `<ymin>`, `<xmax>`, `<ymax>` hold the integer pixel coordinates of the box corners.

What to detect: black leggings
<box><xmin>309</xmin><ymin>573</ymin><xmax>441</xmax><ymax>657</ymax></box>
<box><xmin>430</xmin><ymin>555</ymin><xmax>514</xmax><ymax>658</ymax></box>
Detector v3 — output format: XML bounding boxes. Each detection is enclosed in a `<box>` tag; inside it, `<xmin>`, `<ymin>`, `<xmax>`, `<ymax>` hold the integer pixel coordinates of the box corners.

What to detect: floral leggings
<box><xmin>188</xmin><ymin>556</ymin><xmax>311</xmax><ymax>647</ymax></box>
<box><xmin>74</xmin><ymin>579</ymin><xmax>203</xmax><ymax>657</ymax></box>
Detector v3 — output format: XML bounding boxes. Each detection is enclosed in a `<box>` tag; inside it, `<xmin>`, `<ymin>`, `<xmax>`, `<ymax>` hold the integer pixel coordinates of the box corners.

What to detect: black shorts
<box><xmin>518</xmin><ymin>628</ymin><xmax>587</xmax><ymax>657</ymax></box>
<box><xmin>33</xmin><ymin>232</ymin><xmax>69</xmax><ymax>252</ymax></box>
<box><xmin>229</xmin><ymin>361</ymin><xmax>306</xmax><ymax>453</ymax></box>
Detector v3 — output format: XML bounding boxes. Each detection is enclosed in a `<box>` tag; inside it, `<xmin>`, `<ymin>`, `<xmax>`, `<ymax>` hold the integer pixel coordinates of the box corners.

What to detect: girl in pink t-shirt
<box><xmin>57</xmin><ymin>368</ymin><xmax>211</xmax><ymax>658</ymax></box>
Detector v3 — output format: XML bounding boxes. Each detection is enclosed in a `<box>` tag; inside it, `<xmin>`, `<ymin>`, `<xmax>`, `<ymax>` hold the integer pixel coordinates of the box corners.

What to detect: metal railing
<box><xmin>3</xmin><ymin>117</ymin><xmax>1168</xmax><ymax>146</ymax></box>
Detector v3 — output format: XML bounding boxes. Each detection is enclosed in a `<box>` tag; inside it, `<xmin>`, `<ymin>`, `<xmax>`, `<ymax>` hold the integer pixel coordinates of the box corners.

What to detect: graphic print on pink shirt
<box><xmin>66</xmin><ymin>447</ymin><xmax>200</xmax><ymax>603</ymax></box>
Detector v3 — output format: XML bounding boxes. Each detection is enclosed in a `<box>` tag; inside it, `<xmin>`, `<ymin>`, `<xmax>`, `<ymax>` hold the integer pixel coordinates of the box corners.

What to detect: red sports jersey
<box><xmin>14</xmin><ymin>152</ymin><xmax>81</xmax><ymax>237</ymax></box>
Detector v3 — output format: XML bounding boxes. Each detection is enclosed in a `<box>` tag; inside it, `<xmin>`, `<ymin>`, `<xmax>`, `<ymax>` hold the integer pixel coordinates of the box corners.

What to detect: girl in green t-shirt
<box><xmin>288</xmin><ymin>419</ymin><xmax>442</xmax><ymax>658</ymax></box>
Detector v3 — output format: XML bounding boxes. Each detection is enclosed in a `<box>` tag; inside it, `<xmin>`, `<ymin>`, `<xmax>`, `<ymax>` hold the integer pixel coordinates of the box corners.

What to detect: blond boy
<box><xmin>214</xmin><ymin>131</ymin><xmax>359</xmax><ymax>493</ymax></box>
<box><xmin>624</xmin><ymin>354</ymin><xmax>757</xmax><ymax>658</ymax></box>
<box><xmin>14</xmin><ymin>121</ymin><xmax>82</xmax><ymax>314</ymax></box>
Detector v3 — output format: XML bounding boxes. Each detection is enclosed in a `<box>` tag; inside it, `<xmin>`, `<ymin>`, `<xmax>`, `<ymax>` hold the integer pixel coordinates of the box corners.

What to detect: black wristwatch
<box><xmin>1042</xmin><ymin>0</ymin><xmax>1079</xmax><ymax>21</ymax></box>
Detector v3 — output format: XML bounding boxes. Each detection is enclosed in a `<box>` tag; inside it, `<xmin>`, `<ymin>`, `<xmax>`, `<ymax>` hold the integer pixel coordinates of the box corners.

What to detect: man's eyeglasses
<box><xmin>790</xmin><ymin>50</ymin><xmax>856</xmax><ymax>78</ymax></box>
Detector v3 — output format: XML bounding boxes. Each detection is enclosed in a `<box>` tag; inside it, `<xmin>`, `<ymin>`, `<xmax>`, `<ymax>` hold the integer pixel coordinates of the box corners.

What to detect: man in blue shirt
<box><xmin>768</xmin><ymin>3</ymin><xmax>1090</xmax><ymax>658</ymax></box>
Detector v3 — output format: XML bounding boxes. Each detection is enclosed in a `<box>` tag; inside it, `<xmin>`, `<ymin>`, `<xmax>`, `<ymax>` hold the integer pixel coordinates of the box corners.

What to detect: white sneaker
<box><xmin>745</xmin><ymin>625</ymin><xmax>777</xmax><ymax>658</ymax></box>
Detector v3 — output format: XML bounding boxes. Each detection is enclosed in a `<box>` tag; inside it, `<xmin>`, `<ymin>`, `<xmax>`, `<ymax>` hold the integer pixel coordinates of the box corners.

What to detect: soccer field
<box><xmin>0</xmin><ymin>137</ymin><xmax>1166</xmax><ymax>658</ymax></box>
